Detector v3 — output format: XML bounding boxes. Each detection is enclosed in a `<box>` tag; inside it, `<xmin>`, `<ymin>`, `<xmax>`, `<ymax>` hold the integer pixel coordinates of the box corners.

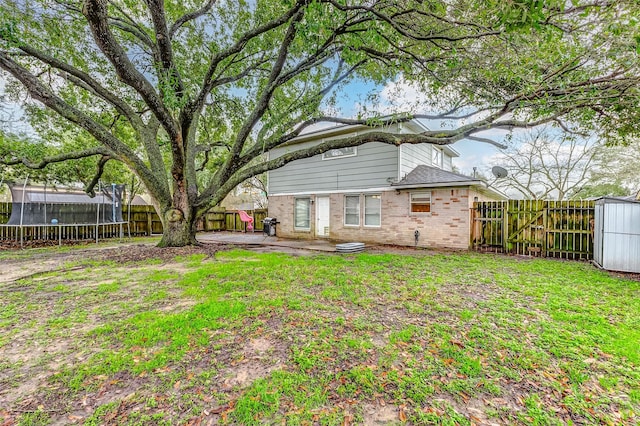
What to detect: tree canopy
<box><xmin>0</xmin><ymin>0</ymin><xmax>639</xmax><ymax>246</ymax></box>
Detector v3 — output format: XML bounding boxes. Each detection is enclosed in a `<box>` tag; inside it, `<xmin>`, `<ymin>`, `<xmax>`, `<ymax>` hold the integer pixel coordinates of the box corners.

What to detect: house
<box><xmin>267</xmin><ymin>119</ymin><xmax>505</xmax><ymax>249</ymax></box>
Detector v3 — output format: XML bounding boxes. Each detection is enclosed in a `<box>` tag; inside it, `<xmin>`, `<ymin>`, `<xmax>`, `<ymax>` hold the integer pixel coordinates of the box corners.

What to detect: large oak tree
<box><xmin>0</xmin><ymin>0</ymin><xmax>638</xmax><ymax>246</ymax></box>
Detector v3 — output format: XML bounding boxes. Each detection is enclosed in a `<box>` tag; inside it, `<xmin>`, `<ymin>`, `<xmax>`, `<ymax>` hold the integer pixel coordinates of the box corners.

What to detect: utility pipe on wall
<box><xmin>19</xmin><ymin>176</ymin><xmax>28</xmax><ymax>249</ymax></box>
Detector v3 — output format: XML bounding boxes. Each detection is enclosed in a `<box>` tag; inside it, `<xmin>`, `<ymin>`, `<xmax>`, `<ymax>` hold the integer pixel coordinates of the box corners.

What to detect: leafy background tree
<box><xmin>1</xmin><ymin>0</ymin><xmax>639</xmax><ymax>246</ymax></box>
<box><xmin>488</xmin><ymin>131</ymin><xmax>640</xmax><ymax>200</ymax></box>
<box><xmin>571</xmin><ymin>138</ymin><xmax>640</xmax><ymax>199</ymax></box>
<box><xmin>489</xmin><ymin>128</ymin><xmax>600</xmax><ymax>200</ymax></box>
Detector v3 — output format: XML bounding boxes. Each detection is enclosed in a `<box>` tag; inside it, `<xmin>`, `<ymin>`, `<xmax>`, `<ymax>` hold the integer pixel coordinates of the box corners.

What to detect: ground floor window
<box><xmin>343</xmin><ymin>193</ymin><xmax>382</xmax><ymax>227</ymax></box>
<box><xmin>344</xmin><ymin>195</ymin><xmax>360</xmax><ymax>226</ymax></box>
<box><xmin>294</xmin><ymin>197</ymin><xmax>311</xmax><ymax>229</ymax></box>
<box><xmin>364</xmin><ymin>194</ymin><xmax>381</xmax><ymax>226</ymax></box>
<box><xmin>410</xmin><ymin>191</ymin><xmax>431</xmax><ymax>213</ymax></box>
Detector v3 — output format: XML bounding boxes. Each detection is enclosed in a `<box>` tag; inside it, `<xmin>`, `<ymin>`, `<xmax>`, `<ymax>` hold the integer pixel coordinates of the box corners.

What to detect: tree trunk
<box><xmin>157</xmin><ymin>211</ymin><xmax>198</xmax><ymax>247</ymax></box>
<box><xmin>156</xmin><ymin>189</ymin><xmax>198</xmax><ymax>247</ymax></box>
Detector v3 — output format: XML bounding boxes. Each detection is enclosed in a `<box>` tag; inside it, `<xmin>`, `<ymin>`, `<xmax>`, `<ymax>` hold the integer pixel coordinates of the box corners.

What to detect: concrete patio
<box><xmin>196</xmin><ymin>231</ymin><xmax>338</xmax><ymax>253</ymax></box>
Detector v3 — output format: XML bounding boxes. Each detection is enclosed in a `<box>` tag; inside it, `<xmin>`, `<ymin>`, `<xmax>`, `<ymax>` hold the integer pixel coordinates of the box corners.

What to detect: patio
<box><xmin>196</xmin><ymin>231</ymin><xmax>338</xmax><ymax>253</ymax></box>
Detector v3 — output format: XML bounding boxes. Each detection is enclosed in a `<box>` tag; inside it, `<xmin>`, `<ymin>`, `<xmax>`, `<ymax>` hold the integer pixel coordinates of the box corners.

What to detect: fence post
<box><xmin>542</xmin><ymin>202</ymin><xmax>548</xmax><ymax>257</ymax></box>
<box><xmin>502</xmin><ymin>201</ymin><xmax>508</xmax><ymax>253</ymax></box>
<box><xmin>147</xmin><ymin>207</ymin><xmax>152</xmax><ymax>236</ymax></box>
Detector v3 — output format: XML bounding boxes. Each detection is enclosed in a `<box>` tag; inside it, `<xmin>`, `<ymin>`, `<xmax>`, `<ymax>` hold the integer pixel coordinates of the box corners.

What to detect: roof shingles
<box><xmin>392</xmin><ymin>165</ymin><xmax>480</xmax><ymax>187</ymax></box>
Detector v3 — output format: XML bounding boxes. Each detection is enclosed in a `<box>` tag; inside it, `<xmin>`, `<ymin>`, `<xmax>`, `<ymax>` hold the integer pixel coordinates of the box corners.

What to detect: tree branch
<box><xmin>327</xmin><ymin>1</ymin><xmax>500</xmax><ymax>43</ymax></box>
<box><xmin>170</xmin><ymin>0</ymin><xmax>216</xmax><ymax>37</ymax></box>
<box><xmin>242</xmin><ymin>59</ymin><xmax>368</xmax><ymax>164</ymax></box>
<box><xmin>82</xmin><ymin>0</ymin><xmax>181</xmax><ymax>143</ymax></box>
<box><xmin>85</xmin><ymin>155</ymin><xmax>110</xmax><ymax>197</ymax></box>
<box><xmin>215</xmin><ymin>6</ymin><xmax>307</xmax><ymax>185</ymax></box>
<box><xmin>4</xmin><ymin>43</ymin><xmax>142</xmax><ymax>128</ymax></box>
<box><xmin>466</xmin><ymin>136</ymin><xmax>507</xmax><ymax>149</ymax></box>
<box><xmin>0</xmin><ymin>51</ymin><xmax>170</xmax><ymax>206</ymax></box>
<box><xmin>1</xmin><ymin>146</ymin><xmax>113</xmax><ymax>169</ymax></box>
<box><xmin>186</xmin><ymin>2</ymin><xmax>305</xmax><ymax>122</ymax></box>
<box><xmin>145</xmin><ymin>0</ymin><xmax>185</xmax><ymax>95</ymax></box>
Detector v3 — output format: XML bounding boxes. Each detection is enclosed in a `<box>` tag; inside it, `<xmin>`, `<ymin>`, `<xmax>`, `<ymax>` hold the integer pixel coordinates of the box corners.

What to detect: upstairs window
<box><xmin>432</xmin><ymin>148</ymin><xmax>442</xmax><ymax>168</ymax></box>
<box><xmin>411</xmin><ymin>192</ymin><xmax>431</xmax><ymax>213</ymax></box>
<box><xmin>323</xmin><ymin>147</ymin><xmax>357</xmax><ymax>160</ymax></box>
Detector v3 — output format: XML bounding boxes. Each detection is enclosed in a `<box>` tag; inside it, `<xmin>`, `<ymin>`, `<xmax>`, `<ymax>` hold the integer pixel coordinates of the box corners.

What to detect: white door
<box><xmin>316</xmin><ymin>196</ymin><xmax>330</xmax><ymax>237</ymax></box>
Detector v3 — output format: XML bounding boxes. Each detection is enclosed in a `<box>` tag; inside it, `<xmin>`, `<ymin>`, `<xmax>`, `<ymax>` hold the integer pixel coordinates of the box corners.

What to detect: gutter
<box><xmin>391</xmin><ymin>180</ymin><xmax>486</xmax><ymax>190</ymax></box>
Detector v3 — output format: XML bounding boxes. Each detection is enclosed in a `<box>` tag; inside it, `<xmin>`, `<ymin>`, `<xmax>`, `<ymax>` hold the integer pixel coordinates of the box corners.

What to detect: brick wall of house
<box><xmin>269</xmin><ymin>187</ymin><xmax>483</xmax><ymax>249</ymax></box>
<box><xmin>267</xmin><ymin>194</ymin><xmax>317</xmax><ymax>239</ymax></box>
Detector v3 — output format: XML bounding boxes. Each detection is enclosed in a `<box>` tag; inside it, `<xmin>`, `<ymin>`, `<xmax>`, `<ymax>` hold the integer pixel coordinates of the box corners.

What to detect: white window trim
<box><xmin>344</xmin><ymin>194</ymin><xmax>360</xmax><ymax>227</ymax></box>
<box><xmin>294</xmin><ymin>197</ymin><xmax>311</xmax><ymax>231</ymax></box>
<box><xmin>322</xmin><ymin>147</ymin><xmax>357</xmax><ymax>160</ymax></box>
<box><xmin>363</xmin><ymin>193</ymin><xmax>382</xmax><ymax>228</ymax></box>
<box><xmin>410</xmin><ymin>191</ymin><xmax>432</xmax><ymax>215</ymax></box>
<box><xmin>432</xmin><ymin>147</ymin><xmax>442</xmax><ymax>169</ymax></box>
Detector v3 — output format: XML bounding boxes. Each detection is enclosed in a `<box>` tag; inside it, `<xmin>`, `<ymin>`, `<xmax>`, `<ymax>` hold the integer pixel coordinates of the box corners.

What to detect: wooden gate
<box><xmin>471</xmin><ymin>200</ymin><xmax>595</xmax><ymax>259</ymax></box>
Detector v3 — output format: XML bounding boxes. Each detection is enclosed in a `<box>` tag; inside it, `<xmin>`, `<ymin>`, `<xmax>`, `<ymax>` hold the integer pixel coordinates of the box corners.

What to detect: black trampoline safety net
<box><xmin>7</xmin><ymin>184</ymin><xmax>125</xmax><ymax>225</ymax></box>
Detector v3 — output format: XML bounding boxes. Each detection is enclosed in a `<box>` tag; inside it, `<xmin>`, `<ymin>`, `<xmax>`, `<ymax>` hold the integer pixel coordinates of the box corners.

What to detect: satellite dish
<box><xmin>492</xmin><ymin>166</ymin><xmax>508</xmax><ymax>179</ymax></box>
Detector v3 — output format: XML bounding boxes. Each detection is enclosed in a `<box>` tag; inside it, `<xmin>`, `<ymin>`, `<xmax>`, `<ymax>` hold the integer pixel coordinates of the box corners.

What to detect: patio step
<box><xmin>335</xmin><ymin>242</ymin><xmax>365</xmax><ymax>253</ymax></box>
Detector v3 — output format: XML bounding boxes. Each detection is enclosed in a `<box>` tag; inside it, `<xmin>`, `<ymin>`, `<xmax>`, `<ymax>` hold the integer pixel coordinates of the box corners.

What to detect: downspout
<box><xmin>112</xmin><ymin>183</ymin><xmax>116</xmax><ymax>223</ymax></box>
<box><xmin>44</xmin><ymin>181</ymin><xmax>47</xmax><ymax>240</ymax></box>
<box><xmin>19</xmin><ymin>175</ymin><xmax>28</xmax><ymax>249</ymax></box>
<box><xmin>95</xmin><ymin>181</ymin><xmax>101</xmax><ymax>244</ymax></box>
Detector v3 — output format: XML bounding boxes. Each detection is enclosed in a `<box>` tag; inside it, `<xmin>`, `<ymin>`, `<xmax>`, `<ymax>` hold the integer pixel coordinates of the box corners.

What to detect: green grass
<box><xmin>1</xmin><ymin>248</ymin><xmax>638</xmax><ymax>425</ymax></box>
<box><xmin>0</xmin><ymin>236</ymin><xmax>161</xmax><ymax>262</ymax></box>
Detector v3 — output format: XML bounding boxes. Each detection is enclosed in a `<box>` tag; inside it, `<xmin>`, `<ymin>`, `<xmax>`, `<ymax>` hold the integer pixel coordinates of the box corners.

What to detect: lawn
<box><xmin>0</xmin><ymin>243</ymin><xmax>638</xmax><ymax>425</ymax></box>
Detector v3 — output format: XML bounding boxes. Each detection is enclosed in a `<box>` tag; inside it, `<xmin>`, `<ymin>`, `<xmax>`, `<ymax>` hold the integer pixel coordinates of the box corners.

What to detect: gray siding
<box><xmin>399</xmin><ymin>144</ymin><xmax>432</xmax><ymax>178</ymax></box>
<box><xmin>268</xmin><ymin>141</ymin><xmax>398</xmax><ymax>194</ymax></box>
<box><xmin>399</xmin><ymin>144</ymin><xmax>454</xmax><ymax>175</ymax></box>
<box><xmin>443</xmin><ymin>154</ymin><xmax>453</xmax><ymax>171</ymax></box>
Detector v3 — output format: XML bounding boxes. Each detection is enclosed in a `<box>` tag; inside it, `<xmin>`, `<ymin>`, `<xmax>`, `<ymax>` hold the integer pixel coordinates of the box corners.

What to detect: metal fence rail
<box><xmin>471</xmin><ymin>200</ymin><xmax>595</xmax><ymax>259</ymax></box>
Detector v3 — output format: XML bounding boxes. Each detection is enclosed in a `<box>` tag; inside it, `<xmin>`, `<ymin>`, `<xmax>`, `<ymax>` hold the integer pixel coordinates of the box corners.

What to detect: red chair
<box><xmin>238</xmin><ymin>210</ymin><xmax>254</xmax><ymax>231</ymax></box>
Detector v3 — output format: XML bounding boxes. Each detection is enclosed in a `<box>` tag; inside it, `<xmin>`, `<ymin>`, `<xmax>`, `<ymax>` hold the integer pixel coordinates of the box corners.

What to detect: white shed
<box><xmin>594</xmin><ymin>197</ymin><xmax>640</xmax><ymax>273</ymax></box>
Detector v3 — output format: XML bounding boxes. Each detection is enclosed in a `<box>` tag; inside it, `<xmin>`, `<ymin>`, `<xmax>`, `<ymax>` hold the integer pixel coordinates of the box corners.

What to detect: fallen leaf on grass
<box><xmin>184</xmin><ymin>416</ymin><xmax>202</xmax><ymax>426</ymax></box>
<box><xmin>541</xmin><ymin>371</ymin><xmax>555</xmax><ymax>380</ymax></box>
<box><xmin>422</xmin><ymin>406</ymin><xmax>444</xmax><ymax>416</ymax></box>
<box><xmin>342</xmin><ymin>413</ymin><xmax>354</xmax><ymax>426</ymax></box>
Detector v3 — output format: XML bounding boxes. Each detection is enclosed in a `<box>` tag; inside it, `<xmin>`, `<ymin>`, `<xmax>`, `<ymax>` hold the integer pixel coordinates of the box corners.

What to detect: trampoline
<box><xmin>1</xmin><ymin>181</ymin><xmax>127</xmax><ymax>247</ymax></box>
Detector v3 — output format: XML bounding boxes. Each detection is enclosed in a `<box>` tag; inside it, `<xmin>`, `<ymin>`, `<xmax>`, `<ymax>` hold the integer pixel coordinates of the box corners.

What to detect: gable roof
<box><xmin>282</xmin><ymin>118</ymin><xmax>460</xmax><ymax>158</ymax></box>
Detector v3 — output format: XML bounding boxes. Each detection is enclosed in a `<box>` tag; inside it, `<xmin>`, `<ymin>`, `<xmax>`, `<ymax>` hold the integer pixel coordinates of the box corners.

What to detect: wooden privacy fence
<box><xmin>0</xmin><ymin>202</ymin><xmax>267</xmax><ymax>242</ymax></box>
<box><xmin>471</xmin><ymin>200</ymin><xmax>595</xmax><ymax>259</ymax></box>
